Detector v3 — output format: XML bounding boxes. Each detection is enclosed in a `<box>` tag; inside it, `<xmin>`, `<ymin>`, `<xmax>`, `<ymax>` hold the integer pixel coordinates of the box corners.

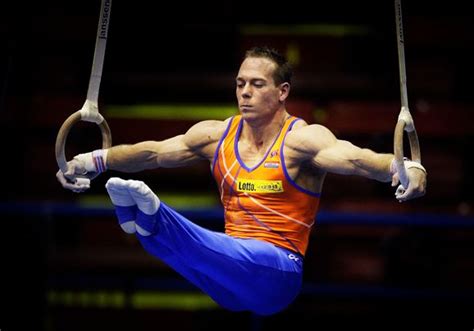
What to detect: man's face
<box><xmin>235</xmin><ymin>57</ymin><xmax>284</xmax><ymax>123</ymax></box>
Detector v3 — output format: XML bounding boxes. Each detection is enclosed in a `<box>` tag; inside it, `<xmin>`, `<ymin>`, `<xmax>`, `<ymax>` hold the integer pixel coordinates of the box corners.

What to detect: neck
<box><xmin>241</xmin><ymin>110</ymin><xmax>289</xmax><ymax>150</ymax></box>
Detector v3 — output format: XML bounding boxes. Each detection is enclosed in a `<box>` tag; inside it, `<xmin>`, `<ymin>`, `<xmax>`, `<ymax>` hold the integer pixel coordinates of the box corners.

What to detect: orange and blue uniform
<box><xmin>213</xmin><ymin>115</ymin><xmax>320</xmax><ymax>256</ymax></box>
<box><xmin>115</xmin><ymin>115</ymin><xmax>320</xmax><ymax>315</ymax></box>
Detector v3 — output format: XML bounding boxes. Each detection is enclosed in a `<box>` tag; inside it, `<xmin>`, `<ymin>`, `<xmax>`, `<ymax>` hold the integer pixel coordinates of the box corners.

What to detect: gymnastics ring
<box><xmin>55</xmin><ymin>105</ymin><xmax>112</xmax><ymax>181</ymax></box>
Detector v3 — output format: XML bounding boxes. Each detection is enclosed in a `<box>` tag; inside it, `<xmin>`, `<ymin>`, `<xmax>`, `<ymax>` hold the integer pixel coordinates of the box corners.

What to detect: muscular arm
<box><xmin>287</xmin><ymin>124</ymin><xmax>394</xmax><ymax>182</ymax></box>
<box><xmin>107</xmin><ymin>120</ymin><xmax>226</xmax><ymax>172</ymax></box>
<box><xmin>286</xmin><ymin>124</ymin><xmax>426</xmax><ymax>201</ymax></box>
<box><xmin>107</xmin><ymin>136</ymin><xmax>200</xmax><ymax>172</ymax></box>
<box><xmin>57</xmin><ymin>119</ymin><xmax>228</xmax><ymax>191</ymax></box>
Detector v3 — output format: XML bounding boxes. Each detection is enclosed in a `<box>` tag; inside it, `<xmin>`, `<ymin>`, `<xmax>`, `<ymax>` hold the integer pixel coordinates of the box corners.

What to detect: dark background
<box><xmin>1</xmin><ymin>1</ymin><xmax>473</xmax><ymax>330</ymax></box>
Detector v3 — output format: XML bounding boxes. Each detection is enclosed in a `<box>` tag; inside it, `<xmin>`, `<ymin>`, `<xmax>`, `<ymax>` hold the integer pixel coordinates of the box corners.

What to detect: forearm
<box><xmin>313</xmin><ymin>139</ymin><xmax>394</xmax><ymax>182</ymax></box>
<box><xmin>105</xmin><ymin>120</ymin><xmax>227</xmax><ymax>172</ymax></box>
<box><xmin>107</xmin><ymin>142</ymin><xmax>160</xmax><ymax>172</ymax></box>
<box><xmin>58</xmin><ymin>121</ymin><xmax>222</xmax><ymax>192</ymax></box>
<box><xmin>106</xmin><ymin>135</ymin><xmax>203</xmax><ymax>172</ymax></box>
<box><xmin>351</xmin><ymin>150</ymin><xmax>394</xmax><ymax>182</ymax></box>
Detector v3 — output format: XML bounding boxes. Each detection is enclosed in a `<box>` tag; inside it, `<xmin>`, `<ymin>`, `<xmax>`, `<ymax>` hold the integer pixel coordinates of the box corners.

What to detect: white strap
<box><xmin>390</xmin><ymin>158</ymin><xmax>427</xmax><ymax>176</ymax></box>
<box><xmin>80</xmin><ymin>100</ymin><xmax>104</xmax><ymax>124</ymax></box>
<box><xmin>75</xmin><ymin>149</ymin><xmax>108</xmax><ymax>173</ymax></box>
<box><xmin>86</xmin><ymin>0</ymin><xmax>112</xmax><ymax>104</ymax></box>
<box><xmin>404</xmin><ymin>160</ymin><xmax>427</xmax><ymax>174</ymax></box>
<box><xmin>75</xmin><ymin>178</ymin><xmax>91</xmax><ymax>187</ymax></box>
<box><xmin>398</xmin><ymin>106</ymin><xmax>415</xmax><ymax>132</ymax></box>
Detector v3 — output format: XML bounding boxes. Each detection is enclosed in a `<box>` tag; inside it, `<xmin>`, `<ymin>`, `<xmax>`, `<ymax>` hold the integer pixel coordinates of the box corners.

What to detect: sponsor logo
<box><xmin>264</xmin><ymin>162</ymin><xmax>280</xmax><ymax>169</ymax></box>
<box><xmin>99</xmin><ymin>0</ymin><xmax>111</xmax><ymax>40</ymax></box>
<box><xmin>236</xmin><ymin>179</ymin><xmax>284</xmax><ymax>193</ymax></box>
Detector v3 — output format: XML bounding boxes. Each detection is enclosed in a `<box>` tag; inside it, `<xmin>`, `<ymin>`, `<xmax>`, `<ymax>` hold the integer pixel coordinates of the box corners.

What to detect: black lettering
<box><xmin>238</xmin><ymin>182</ymin><xmax>255</xmax><ymax>191</ymax></box>
<box><xmin>99</xmin><ymin>0</ymin><xmax>111</xmax><ymax>39</ymax></box>
<box><xmin>397</xmin><ymin>2</ymin><xmax>404</xmax><ymax>43</ymax></box>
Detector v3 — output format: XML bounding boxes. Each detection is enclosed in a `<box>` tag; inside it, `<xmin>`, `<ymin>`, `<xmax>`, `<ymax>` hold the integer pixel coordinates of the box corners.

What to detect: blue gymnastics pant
<box><xmin>117</xmin><ymin>202</ymin><xmax>303</xmax><ymax>316</ymax></box>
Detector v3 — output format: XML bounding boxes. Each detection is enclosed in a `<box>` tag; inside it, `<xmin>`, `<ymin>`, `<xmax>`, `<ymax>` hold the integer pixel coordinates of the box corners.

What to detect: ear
<box><xmin>278</xmin><ymin>82</ymin><xmax>290</xmax><ymax>102</ymax></box>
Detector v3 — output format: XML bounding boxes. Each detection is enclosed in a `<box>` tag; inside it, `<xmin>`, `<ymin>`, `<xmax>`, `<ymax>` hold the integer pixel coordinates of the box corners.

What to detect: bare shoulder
<box><xmin>183</xmin><ymin>117</ymin><xmax>232</xmax><ymax>157</ymax></box>
<box><xmin>286</xmin><ymin>123</ymin><xmax>337</xmax><ymax>155</ymax></box>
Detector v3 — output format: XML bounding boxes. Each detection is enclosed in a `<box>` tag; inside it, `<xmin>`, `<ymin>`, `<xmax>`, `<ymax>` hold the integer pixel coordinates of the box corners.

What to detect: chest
<box><xmin>237</xmin><ymin>140</ymin><xmax>282</xmax><ymax>169</ymax></box>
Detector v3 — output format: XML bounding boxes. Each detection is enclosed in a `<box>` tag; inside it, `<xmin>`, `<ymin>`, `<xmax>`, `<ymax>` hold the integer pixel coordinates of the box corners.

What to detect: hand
<box><xmin>56</xmin><ymin>154</ymin><xmax>94</xmax><ymax>193</ymax></box>
<box><xmin>391</xmin><ymin>167</ymin><xmax>427</xmax><ymax>202</ymax></box>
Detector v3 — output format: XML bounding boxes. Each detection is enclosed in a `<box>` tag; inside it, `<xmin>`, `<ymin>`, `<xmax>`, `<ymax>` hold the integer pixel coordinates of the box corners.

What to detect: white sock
<box><xmin>105</xmin><ymin>177</ymin><xmax>136</xmax><ymax>234</ymax></box>
<box><xmin>126</xmin><ymin>180</ymin><xmax>160</xmax><ymax>215</ymax></box>
<box><xmin>105</xmin><ymin>177</ymin><xmax>135</xmax><ymax>207</ymax></box>
<box><xmin>125</xmin><ymin>180</ymin><xmax>160</xmax><ymax>236</ymax></box>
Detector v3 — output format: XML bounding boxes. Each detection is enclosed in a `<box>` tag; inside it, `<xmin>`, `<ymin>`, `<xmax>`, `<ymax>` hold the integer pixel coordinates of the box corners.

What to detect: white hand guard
<box><xmin>74</xmin><ymin>149</ymin><xmax>108</xmax><ymax>174</ymax></box>
<box><xmin>390</xmin><ymin>158</ymin><xmax>427</xmax><ymax>200</ymax></box>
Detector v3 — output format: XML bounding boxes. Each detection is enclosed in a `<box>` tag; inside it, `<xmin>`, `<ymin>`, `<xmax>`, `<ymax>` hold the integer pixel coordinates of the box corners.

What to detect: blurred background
<box><xmin>1</xmin><ymin>0</ymin><xmax>473</xmax><ymax>330</ymax></box>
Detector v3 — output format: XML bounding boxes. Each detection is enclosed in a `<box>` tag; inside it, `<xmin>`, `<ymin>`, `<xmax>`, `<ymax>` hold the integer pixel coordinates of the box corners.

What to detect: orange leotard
<box><xmin>212</xmin><ymin>115</ymin><xmax>320</xmax><ymax>256</ymax></box>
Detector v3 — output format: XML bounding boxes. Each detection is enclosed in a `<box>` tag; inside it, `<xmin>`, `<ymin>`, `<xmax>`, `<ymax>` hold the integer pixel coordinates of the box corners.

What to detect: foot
<box><xmin>105</xmin><ymin>177</ymin><xmax>137</xmax><ymax>234</ymax></box>
<box><xmin>126</xmin><ymin>179</ymin><xmax>161</xmax><ymax>236</ymax></box>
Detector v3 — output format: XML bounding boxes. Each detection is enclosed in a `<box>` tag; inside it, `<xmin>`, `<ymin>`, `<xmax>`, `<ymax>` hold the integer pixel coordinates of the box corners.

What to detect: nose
<box><xmin>241</xmin><ymin>84</ymin><xmax>251</xmax><ymax>99</ymax></box>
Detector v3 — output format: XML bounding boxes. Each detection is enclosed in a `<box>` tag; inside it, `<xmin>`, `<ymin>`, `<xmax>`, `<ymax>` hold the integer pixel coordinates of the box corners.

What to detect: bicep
<box><xmin>107</xmin><ymin>120</ymin><xmax>226</xmax><ymax>171</ymax></box>
<box><xmin>311</xmin><ymin>139</ymin><xmax>365</xmax><ymax>175</ymax></box>
<box><xmin>312</xmin><ymin>138</ymin><xmax>393</xmax><ymax>181</ymax></box>
<box><xmin>287</xmin><ymin>124</ymin><xmax>356</xmax><ymax>174</ymax></box>
<box><xmin>289</xmin><ymin>124</ymin><xmax>385</xmax><ymax>177</ymax></box>
<box><xmin>154</xmin><ymin>135</ymin><xmax>204</xmax><ymax>168</ymax></box>
<box><xmin>156</xmin><ymin>119</ymin><xmax>227</xmax><ymax>167</ymax></box>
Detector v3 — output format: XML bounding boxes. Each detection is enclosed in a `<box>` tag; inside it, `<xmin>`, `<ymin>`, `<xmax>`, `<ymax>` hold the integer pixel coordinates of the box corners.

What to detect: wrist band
<box><xmin>76</xmin><ymin>149</ymin><xmax>108</xmax><ymax>173</ymax></box>
<box><xmin>92</xmin><ymin>149</ymin><xmax>108</xmax><ymax>173</ymax></box>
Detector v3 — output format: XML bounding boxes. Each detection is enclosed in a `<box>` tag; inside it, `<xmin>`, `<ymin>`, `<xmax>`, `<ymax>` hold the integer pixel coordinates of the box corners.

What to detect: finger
<box><xmin>76</xmin><ymin>178</ymin><xmax>91</xmax><ymax>186</ymax></box>
<box><xmin>391</xmin><ymin>173</ymin><xmax>400</xmax><ymax>187</ymax></box>
<box><xmin>68</xmin><ymin>183</ymin><xmax>90</xmax><ymax>192</ymax></box>
<box><xmin>56</xmin><ymin>170</ymin><xmax>67</xmax><ymax>185</ymax></box>
<box><xmin>57</xmin><ymin>168</ymin><xmax>91</xmax><ymax>193</ymax></box>
<box><xmin>56</xmin><ymin>170</ymin><xmax>76</xmax><ymax>187</ymax></box>
<box><xmin>72</xmin><ymin>185</ymin><xmax>90</xmax><ymax>193</ymax></box>
<box><xmin>395</xmin><ymin>184</ymin><xmax>407</xmax><ymax>202</ymax></box>
<box><xmin>59</xmin><ymin>175</ymin><xmax>90</xmax><ymax>192</ymax></box>
<box><xmin>64</xmin><ymin>165</ymin><xmax>77</xmax><ymax>178</ymax></box>
<box><xmin>396</xmin><ymin>185</ymin><xmax>415</xmax><ymax>202</ymax></box>
<box><xmin>57</xmin><ymin>169</ymin><xmax>74</xmax><ymax>186</ymax></box>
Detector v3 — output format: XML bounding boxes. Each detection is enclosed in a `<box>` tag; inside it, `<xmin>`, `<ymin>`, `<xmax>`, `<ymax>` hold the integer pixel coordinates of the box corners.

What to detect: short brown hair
<box><xmin>245</xmin><ymin>46</ymin><xmax>293</xmax><ymax>85</ymax></box>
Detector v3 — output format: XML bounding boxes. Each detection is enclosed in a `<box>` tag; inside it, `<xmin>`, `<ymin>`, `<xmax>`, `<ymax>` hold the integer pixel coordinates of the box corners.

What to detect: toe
<box><xmin>120</xmin><ymin>220</ymin><xmax>137</xmax><ymax>234</ymax></box>
<box><xmin>126</xmin><ymin>180</ymin><xmax>160</xmax><ymax>215</ymax></box>
<box><xmin>106</xmin><ymin>177</ymin><xmax>135</xmax><ymax>207</ymax></box>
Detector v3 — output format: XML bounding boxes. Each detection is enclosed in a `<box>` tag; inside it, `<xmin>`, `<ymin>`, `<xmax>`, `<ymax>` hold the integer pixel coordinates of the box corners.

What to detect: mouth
<box><xmin>240</xmin><ymin>105</ymin><xmax>253</xmax><ymax>111</ymax></box>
